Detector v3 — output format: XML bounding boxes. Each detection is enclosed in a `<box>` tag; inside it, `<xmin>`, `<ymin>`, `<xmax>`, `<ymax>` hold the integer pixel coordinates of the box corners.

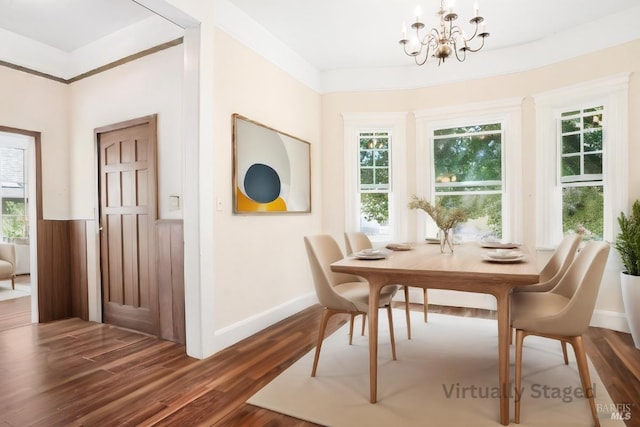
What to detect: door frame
<box><xmin>94</xmin><ymin>114</ymin><xmax>159</xmax><ymax>333</ymax></box>
<box><xmin>0</xmin><ymin>125</ymin><xmax>41</xmax><ymax>323</ymax></box>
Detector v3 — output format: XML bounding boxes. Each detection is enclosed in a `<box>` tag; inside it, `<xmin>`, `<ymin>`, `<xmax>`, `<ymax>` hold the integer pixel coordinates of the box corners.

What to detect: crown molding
<box><xmin>0</xmin><ymin>14</ymin><xmax>183</xmax><ymax>81</ymax></box>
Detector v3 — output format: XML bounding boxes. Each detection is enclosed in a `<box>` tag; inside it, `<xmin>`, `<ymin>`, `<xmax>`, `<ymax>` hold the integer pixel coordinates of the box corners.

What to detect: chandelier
<box><xmin>399</xmin><ymin>0</ymin><xmax>489</xmax><ymax>66</ymax></box>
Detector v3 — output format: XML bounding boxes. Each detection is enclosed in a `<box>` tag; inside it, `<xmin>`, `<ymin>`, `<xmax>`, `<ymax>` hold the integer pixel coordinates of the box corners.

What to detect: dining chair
<box><xmin>515</xmin><ymin>234</ymin><xmax>582</xmax><ymax>294</ymax></box>
<box><xmin>304</xmin><ymin>234</ymin><xmax>399</xmax><ymax>377</ymax></box>
<box><xmin>512</xmin><ymin>233</ymin><xmax>582</xmax><ymax>363</ymax></box>
<box><xmin>344</xmin><ymin>231</ymin><xmax>422</xmax><ymax>340</ymax></box>
<box><xmin>512</xmin><ymin>241</ymin><xmax>610</xmax><ymax>427</ymax></box>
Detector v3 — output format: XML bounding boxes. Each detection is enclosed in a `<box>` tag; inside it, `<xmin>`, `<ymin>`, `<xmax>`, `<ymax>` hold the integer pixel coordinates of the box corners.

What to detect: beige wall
<box><xmin>212</xmin><ymin>29</ymin><xmax>322</xmax><ymax>329</ymax></box>
<box><xmin>320</xmin><ymin>39</ymin><xmax>640</xmax><ymax>319</ymax></box>
<box><xmin>0</xmin><ymin>67</ymin><xmax>70</xmax><ymax>219</ymax></box>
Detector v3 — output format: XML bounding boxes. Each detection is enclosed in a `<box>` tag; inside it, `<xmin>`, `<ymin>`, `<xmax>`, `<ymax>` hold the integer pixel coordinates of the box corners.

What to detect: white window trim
<box><xmin>342</xmin><ymin>112</ymin><xmax>408</xmax><ymax>243</ymax></box>
<box><xmin>414</xmin><ymin>98</ymin><xmax>524</xmax><ymax>242</ymax></box>
<box><xmin>533</xmin><ymin>73</ymin><xmax>630</xmax><ymax>249</ymax></box>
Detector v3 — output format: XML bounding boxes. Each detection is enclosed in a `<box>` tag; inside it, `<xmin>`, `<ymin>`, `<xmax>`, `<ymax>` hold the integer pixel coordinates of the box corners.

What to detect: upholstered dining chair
<box><xmin>0</xmin><ymin>243</ymin><xmax>16</xmax><ymax>289</ymax></box>
<box><xmin>344</xmin><ymin>231</ymin><xmax>422</xmax><ymax>340</ymax></box>
<box><xmin>515</xmin><ymin>234</ymin><xmax>582</xmax><ymax>294</ymax></box>
<box><xmin>512</xmin><ymin>241</ymin><xmax>610</xmax><ymax>427</ymax></box>
<box><xmin>513</xmin><ymin>233</ymin><xmax>582</xmax><ymax>363</ymax></box>
<box><xmin>304</xmin><ymin>234</ymin><xmax>399</xmax><ymax>377</ymax></box>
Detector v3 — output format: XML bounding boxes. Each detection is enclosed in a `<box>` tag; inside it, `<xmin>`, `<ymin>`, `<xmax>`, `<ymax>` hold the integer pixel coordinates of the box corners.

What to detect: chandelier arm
<box><xmin>464</xmin><ymin>21</ymin><xmax>480</xmax><ymax>42</ymax></box>
<box><xmin>464</xmin><ymin>35</ymin><xmax>487</xmax><ymax>53</ymax></box>
<box><xmin>415</xmin><ymin>42</ymin><xmax>432</xmax><ymax>66</ymax></box>
<box><xmin>453</xmin><ymin>41</ymin><xmax>467</xmax><ymax>62</ymax></box>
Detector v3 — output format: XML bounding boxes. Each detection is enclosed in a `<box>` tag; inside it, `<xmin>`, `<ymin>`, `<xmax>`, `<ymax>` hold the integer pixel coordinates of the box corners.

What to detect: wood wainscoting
<box><xmin>156</xmin><ymin>219</ymin><xmax>186</xmax><ymax>344</ymax></box>
<box><xmin>36</xmin><ymin>218</ymin><xmax>185</xmax><ymax>344</ymax></box>
<box><xmin>37</xmin><ymin>219</ymin><xmax>72</xmax><ymax>322</ymax></box>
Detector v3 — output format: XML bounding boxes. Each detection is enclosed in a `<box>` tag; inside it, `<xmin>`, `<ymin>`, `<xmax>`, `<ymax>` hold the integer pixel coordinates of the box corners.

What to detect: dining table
<box><xmin>330</xmin><ymin>241</ymin><xmax>539</xmax><ymax>426</ymax></box>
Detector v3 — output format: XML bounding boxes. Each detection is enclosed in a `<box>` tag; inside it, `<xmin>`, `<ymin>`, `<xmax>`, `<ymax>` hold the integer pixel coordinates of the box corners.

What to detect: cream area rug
<box><xmin>248</xmin><ymin>311</ymin><xmax>623</xmax><ymax>427</ymax></box>
<box><xmin>0</xmin><ymin>282</ymin><xmax>30</xmax><ymax>301</ymax></box>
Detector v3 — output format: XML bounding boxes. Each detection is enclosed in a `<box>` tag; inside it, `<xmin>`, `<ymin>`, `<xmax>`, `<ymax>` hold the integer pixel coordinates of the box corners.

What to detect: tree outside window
<box><xmin>432</xmin><ymin>123</ymin><xmax>503</xmax><ymax>240</ymax></box>
<box><xmin>559</xmin><ymin>106</ymin><xmax>604</xmax><ymax>240</ymax></box>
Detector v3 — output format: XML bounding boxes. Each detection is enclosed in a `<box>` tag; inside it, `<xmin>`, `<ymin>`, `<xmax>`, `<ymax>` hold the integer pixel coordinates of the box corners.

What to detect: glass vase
<box><xmin>438</xmin><ymin>228</ymin><xmax>454</xmax><ymax>254</ymax></box>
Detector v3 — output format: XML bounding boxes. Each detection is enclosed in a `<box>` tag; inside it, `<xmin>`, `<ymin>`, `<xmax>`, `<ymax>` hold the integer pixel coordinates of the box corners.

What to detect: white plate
<box><xmin>480</xmin><ymin>242</ymin><xmax>521</xmax><ymax>249</ymax></box>
<box><xmin>482</xmin><ymin>255</ymin><xmax>526</xmax><ymax>263</ymax></box>
<box><xmin>354</xmin><ymin>253</ymin><xmax>387</xmax><ymax>260</ymax></box>
<box><xmin>486</xmin><ymin>250</ymin><xmax>522</xmax><ymax>260</ymax></box>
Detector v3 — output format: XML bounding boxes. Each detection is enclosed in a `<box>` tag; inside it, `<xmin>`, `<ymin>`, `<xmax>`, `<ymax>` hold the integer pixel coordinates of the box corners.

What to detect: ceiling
<box><xmin>226</xmin><ymin>0</ymin><xmax>640</xmax><ymax>71</ymax></box>
<box><xmin>0</xmin><ymin>0</ymin><xmax>639</xmax><ymax>89</ymax></box>
<box><xmin>0</xmin><ymin>0</ymin><xmax>154</xmax><ymax>53</ymax></box>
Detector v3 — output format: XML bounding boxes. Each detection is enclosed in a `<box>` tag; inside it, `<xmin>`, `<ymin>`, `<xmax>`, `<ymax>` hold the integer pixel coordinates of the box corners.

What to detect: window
<box><xmin>343</xmin><ymin>113</ymin><xmax>408</xmax><ymax>244</ymax></box>
<box><xmin>534</xmin><ymin>73</ymin><xmax>629</xmax><ymax>248</ymax></box>
<box><xmin>559</xmin><ymin>106</ymin><xmax>604</xmax><ymax>240</ymax></box>
<box><xmin>0</xmin><ymin>146</ymin><xmax>28</xmax><ymax>241</ymax></box>
<box><xmin>432</xmin><ymin>123</ymin><xmax>503</xmax><ymax>241</ymax></box>
<box><xmin>415</xmin><ymin>98</ymin><xmax>523</xmax><ymax>243</ymax></box>
<box><xmin>359</xmin><ymin>131</ymin><xmax>390</xmax><ymax>240</ymax></box>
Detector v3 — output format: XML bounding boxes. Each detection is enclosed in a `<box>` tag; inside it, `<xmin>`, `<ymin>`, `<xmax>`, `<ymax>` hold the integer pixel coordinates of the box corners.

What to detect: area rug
<box><xmin>248</xmin><ymin>311</ymin><xmax>624</xmax><ymax>427</ymax></box>
<box><xmin>0</xmin><ymin>283</ymin><xmax>30</xmax><ymax>301</ymax></box>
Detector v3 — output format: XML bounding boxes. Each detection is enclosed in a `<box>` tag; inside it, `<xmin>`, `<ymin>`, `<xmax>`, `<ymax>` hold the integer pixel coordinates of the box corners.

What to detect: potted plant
<box><xmin>615</xmin><ymin>200</ymin><xmax>640</xmax><ymax>349</ymax></box>
<box><xmin>408</xmin><ymin>195</ymin><xmax>467</xmax><ymax>253</ymax></box>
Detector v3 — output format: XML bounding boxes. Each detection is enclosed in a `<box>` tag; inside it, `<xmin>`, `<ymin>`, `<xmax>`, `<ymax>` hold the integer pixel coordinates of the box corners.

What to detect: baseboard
<box><xmin>212</xmin><ymin>292</ymin><xmax>318</xmax><ymax>352</ymax></box>
<box><xmin>590</xmin><ymin>309</ymin><xmax>631</xmax><ymax>333</ymax></box>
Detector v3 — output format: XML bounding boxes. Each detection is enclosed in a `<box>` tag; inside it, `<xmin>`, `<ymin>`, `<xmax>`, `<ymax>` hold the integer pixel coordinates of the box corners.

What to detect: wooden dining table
<box><xmin>330</xmin><ymin>241</ymin><xmax>539</xmax><ymax>426</ymax></box>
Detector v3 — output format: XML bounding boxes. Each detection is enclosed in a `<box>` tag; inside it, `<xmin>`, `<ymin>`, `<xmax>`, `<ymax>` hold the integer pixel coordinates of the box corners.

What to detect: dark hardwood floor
<box><xmin>0</xmin><ymin>298</ymin><xmax>638</xmax><ymax>426</ymax></box>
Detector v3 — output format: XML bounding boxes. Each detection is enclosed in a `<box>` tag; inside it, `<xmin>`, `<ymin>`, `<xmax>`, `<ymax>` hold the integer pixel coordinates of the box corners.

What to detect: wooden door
<box><xmin>97</xmin><ymin>115</ymin><xmax>158</xmax><ymax>335</ymax></box>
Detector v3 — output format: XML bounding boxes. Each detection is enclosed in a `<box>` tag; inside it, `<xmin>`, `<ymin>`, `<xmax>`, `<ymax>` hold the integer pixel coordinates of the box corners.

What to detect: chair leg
<box><xmin>561</xmin><ymin>341</ymin><xmax>569</xmax><ymax>365</ymax></box>
<box><xmin>11</xmin><ymin>276</ymin><xmax>15</xmax><ymax>290</ymax></box>
<box><xmin>386</xmin><ymin>305</ymin><xmax>397</xmax><ymax>360</ymax></box>
<box><xmin>423</xmin><ymin>288</ymin><xmax>428</xmax><ymax>322</ymax></box>
<box><xmin>569</xmin><ymin>336</ymin><xmax>600</xmax><ymax>427</ymax></box>
<box><xmin>311</xmin><ymin>308</ymin><xmax>334</xmax><ymax>377</ymax></box>
<box><xmin>514</xmin><ymin>329</ymin><xmax>525</xmax><ymax>424</ymax></box>
<box><xmin>349</xmin><ymin>314</ymin><xmax>355</xmax><ymax>345</ymax></box>
<box><xmin>404</xmin><ymin>285</ymin><xmax>411</xmax><ymax>339</ymax></box>
<box><xmin>361</xmin><ymin>313</ymin><xmax>366</xmax><ymax>336</ymax></box>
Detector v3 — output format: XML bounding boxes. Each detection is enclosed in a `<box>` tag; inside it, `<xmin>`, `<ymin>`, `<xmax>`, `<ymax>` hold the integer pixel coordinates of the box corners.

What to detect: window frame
<box><xmin>415</xmin><ymin>98</ymin><xmax>523</xmax><ymax>242</ymax></box>
<box><xmin>343</xmin><ymin>113</ymin><xmax>408</xmax><ymax>244</ymax></box>
<box><xmin>534</xmin><ymin>73</ymin><xmax>630</xmax><ymax>248</ymax></box>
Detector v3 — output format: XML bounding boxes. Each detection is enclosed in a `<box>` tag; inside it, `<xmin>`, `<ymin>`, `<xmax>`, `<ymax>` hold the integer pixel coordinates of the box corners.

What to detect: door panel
<box><xmin>98</xmin><ymin>116</ymin><xmax>158</xmax><ymax>335</ymax></box>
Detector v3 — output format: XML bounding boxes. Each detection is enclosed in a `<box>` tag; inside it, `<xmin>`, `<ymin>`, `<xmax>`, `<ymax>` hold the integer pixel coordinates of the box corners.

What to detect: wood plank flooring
<box><xmin>0</xmin><ymin>299</ymin><xmax>638</xmax><ymax>426</ymax></box>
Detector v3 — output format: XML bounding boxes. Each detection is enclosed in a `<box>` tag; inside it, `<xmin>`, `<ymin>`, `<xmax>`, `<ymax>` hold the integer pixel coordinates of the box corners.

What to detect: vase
<box><xmin>621</xmin><ymin>271</ymin><xmax>640</xmax><ymax>349</ymax></box>
<box><xmin>438</xmin><ymin>228</ymin><xmax>454</xmax><ymax>254</ymax></box>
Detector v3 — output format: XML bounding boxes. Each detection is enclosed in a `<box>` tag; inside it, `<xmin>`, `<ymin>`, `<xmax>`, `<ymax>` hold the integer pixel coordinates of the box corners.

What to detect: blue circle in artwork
<box><xmin>244</xmin><ymin>163</ymin><xmax>281</xmax><ymax>203</ymax></box>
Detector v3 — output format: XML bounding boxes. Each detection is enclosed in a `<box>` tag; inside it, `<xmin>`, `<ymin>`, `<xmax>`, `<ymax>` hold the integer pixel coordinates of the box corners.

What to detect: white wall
<box><xmin>68</xmin><ymin>44</ymin><xmax>184</xmax><ymax>221</ymax></box>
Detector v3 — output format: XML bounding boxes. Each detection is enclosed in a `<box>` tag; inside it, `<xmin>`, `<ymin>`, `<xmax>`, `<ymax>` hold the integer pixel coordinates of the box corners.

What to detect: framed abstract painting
<box><xmin>232</xmin><ymin>114</ymin><xmax>311</xmax><ymax>214</ymax></box>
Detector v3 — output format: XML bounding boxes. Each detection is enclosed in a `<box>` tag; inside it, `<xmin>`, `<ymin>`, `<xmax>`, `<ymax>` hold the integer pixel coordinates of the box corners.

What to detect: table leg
<box><xmin>368</xmin><ymin>280</ymin><xmax>382</xmax><ymax>403</ymax></box>
<box><xmin>495</xmin><ymin>288</ymin><xmax>511</xmax><ymax>426</ymax></box>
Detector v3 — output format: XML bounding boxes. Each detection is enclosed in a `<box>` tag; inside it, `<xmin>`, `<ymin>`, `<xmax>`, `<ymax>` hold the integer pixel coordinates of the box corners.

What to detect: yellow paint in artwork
<box><xmin>236</xmin><ymin>188</ymin><xmax>287</xmax><ymax>212</ymax></box>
